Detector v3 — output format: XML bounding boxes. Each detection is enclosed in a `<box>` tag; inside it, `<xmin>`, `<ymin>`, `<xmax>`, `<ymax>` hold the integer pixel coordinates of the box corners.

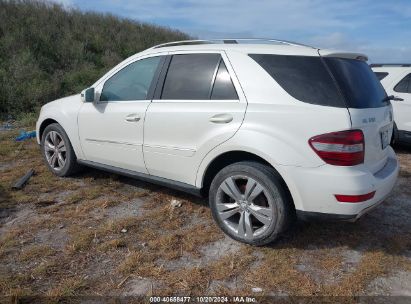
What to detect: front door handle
<box><xmin>125</xmin><ymin>114</ymin><xmax>141</xmax><ymax>122</ymax></box>
<box><xmin>209</xmin><ymin>113</ymin><xmax>233</xmax><ymax>124</ymax></box>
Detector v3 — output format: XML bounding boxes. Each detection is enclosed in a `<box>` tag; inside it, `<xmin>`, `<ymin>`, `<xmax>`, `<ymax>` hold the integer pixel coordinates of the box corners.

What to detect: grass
<box><xmin>19</xmin><ymin>245</ymin><xmax>56</xmax><ymax>262</ymax></box>
<box><xmin>31</xmin><ymin>260</ymin><xmax>58</xmax><ymax>277</ymax></box>
<box><xmin>66</xmin><ymin>186</ymin><xmax>105</xmax><ymax>204</ymax></box>
<box><xmin>1</xmin><ymin>120</ymin><xmax>411</xmax><ymax>297</ymax></box>
<box><xmin>0</xmin><ymin>228</ymin><xmax>25</xmax><ymax>258</ymax></box>
<box><xmin>0</xmin><ymin>272</ymin><xmax>33</xmax><ymax>297</ymax></box>
<box><xmin>98</xmin><ymin>239</ymin><xmax>127</xmax><ymax>252</ymax></box>
<box><xmin>14</xmin><ymin>112</ymin><xmax>38</xmax><ymax>129</ymax></box>
<box><xmin>117</xmin><ymin>251</ymin><xmax>161</xmax><ymax>277</ymax></box>
<box><xmin>47</xmin><ymin>277</ymin><xmax>87</xmax><ymax>297</ymax></box>
<box><xmin>67</xmin><ymin>227</ymin><xmax>96</xmax><ymax>253</ymax></box>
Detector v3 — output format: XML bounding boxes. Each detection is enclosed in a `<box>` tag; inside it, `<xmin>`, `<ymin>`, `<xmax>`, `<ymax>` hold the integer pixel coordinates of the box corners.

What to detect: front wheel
<box><xmin>209</xmin><ymin>161</ymin><xmax>293</xmax><ymax>246</ymax></box>
<box><xmin>41</xmin><ymin>123</ymin><xmax>80</xmax><ymax>177</ymax></box>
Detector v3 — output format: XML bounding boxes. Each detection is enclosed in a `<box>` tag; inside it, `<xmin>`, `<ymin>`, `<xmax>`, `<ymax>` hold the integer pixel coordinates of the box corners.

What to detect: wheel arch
<box><xmin>37</xmin><ymin>116</ymin><xmax>83</xmax><ymax>159</ymax></box>
<box><xmin>201</xmin><ymin>151</ymin><xmax>269</xmax><ymax>194</ymax></box>
<box><xmin>199</xmin><ymin>150</ymin><xmax>295</xmax><ymax>211</ymax></box>
<box><xmin>39</xmin><ymin>118</ymin><xmax>59</xmax><ymax>141</ymax></box>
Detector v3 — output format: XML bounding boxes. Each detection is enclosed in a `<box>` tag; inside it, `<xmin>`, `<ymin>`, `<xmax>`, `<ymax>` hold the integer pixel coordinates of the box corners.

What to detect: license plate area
<box><xmin>380</xmin><ymin>126</ymin><xmax>390</xmax><ymax>150</ymax></box>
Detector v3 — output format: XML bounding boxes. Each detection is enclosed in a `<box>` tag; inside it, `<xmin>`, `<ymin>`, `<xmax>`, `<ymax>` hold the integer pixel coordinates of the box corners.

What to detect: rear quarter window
<box><xmin>249</xmin><ymin>54</ymin><xmax>346</xmax><ymax>107</ymax></box>
<box><xmin>374</xmin><ymin>72</ymin><xmax>389</xmax><ymax>80</ymax></box>
<box><xmin>211</xmin><ymin>60</ymin><xmax>238</xmax><ymax>100</ymax></box>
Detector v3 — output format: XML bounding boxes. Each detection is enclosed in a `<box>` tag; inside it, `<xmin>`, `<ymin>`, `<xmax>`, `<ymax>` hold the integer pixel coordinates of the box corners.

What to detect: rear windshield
<box><xmin>249</xmin><ymin>54</ymin><xmax>388</xmax><ymax>109</ymax></box>
<box><xmin>324</xmin><ymin>58</ymin><xmax>388</xmax><ymax>108</ymax></box>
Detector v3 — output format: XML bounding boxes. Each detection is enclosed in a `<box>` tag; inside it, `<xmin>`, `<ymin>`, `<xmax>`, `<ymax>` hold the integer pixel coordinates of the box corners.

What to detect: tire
<box><xmin>209</xmin><ymin>161</ymin><xmax>294</xmax><ymax>246</ymax></box>
<box><xmin>41</xmin><ymin>123</ymin><xmax>81</xmax><ymax>177</ymax></box>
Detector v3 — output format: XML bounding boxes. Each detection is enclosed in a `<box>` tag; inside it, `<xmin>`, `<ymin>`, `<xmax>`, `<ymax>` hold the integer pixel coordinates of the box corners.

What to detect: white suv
<box><xmin>371</xmin><ymin>64</ymin><xmax>411</xmax><ymax>144</ymax></box>
<box><xmin>36</xmin><ymin>39</ymin><xmax>399</xmax><ymax>245</ymax></box>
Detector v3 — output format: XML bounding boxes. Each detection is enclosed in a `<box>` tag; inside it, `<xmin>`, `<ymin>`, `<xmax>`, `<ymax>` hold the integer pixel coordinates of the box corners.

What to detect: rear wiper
<box><xmin>382</xmin><ymin>95</ymin><xmax>404</xmax><ymax>102</ymax></box>
<box><xmin>382</xmin><ymin>95</ymin><xmax>394</xmax><ymax>102</ymax></box>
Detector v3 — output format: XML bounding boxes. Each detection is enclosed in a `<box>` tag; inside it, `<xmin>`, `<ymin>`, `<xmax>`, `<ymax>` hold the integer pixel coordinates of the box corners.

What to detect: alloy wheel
<box><xmin>44</xmin><ymin>131</ymin><xmax>67</xmax><ymax>171</ymax></box>
<box><xmin>215</xmin><ymin>175</ymin><xmax>275</xmax><ymax>240</ymax></box>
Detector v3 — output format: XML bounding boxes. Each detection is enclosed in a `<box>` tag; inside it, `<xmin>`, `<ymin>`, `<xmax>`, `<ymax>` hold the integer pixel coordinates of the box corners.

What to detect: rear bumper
<box><xmin>296</xmin><ymin>210</ymin><xmax>357</xmax><ymax>222</ymax></box>
<box><xmin>279</xmin><ymin>147</ymin><xmax>399</xmax><ymax>219</ymax></box>
<box><xmin>296</xmin><ymin>198</ymin><xmax>386</xmax><ymax>222</ymax></box>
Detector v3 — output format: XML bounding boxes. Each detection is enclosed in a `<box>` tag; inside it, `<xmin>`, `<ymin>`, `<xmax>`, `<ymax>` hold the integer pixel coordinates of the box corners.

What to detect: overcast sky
<box><xmin>53</xmin><ymin>0</ymin><xmax>411</xmax><ymax>63</ymax></box>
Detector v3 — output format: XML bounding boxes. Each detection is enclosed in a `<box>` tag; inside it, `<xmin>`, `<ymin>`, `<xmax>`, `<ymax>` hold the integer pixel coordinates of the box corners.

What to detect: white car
<box><xmin>36</xmin><ymin>39</ymin><xmax>399</xmax><ymax>245</ymax></box>
<box><xmin>371</xmin><ymin>64</ymin><xmax>411</xmax><ymax>144</ymax></box>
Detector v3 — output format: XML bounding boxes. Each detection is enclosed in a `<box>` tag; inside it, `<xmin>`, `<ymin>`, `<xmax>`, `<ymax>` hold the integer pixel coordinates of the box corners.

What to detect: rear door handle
<box><xmin>209</xmin><ymin>113</ymin><xmax>233</xmax><ymax>124</ymax></box>
<box><xmin>125</xmin><ymin>114</ymin><xmax>141</xmax><ymax>122</ymax></box>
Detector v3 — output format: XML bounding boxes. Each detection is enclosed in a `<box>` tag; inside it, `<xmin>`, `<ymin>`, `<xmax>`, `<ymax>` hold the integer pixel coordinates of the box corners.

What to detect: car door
<box><xmin>391</xmin><ymin>73</ymin><xmax>411</xmax><ymax>133</ymax></box>
<box><xmin>143</xmin><ymin>51</ymin><xmax>247</xmax><ymax>185</ymax></box>
<box><xmin>78</xmin><ymin>55</ymin><xmax>165</xmax><ymax>172</ymax></box>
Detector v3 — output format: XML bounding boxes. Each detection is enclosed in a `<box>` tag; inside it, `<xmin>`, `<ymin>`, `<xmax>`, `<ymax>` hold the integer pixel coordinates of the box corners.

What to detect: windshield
<box><xmin>324</xmin><ymin>58</ymin><xmax>388</xmax><ymax>108</ymax></box>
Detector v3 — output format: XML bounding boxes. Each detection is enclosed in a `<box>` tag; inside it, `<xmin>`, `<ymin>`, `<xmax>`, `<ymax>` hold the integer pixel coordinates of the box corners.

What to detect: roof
<box><xmin>149</xmin><ymin>38</ymin><xmax>314</xmax><ymax>49</ymax></box>
<box><xmin>138</xmin><ymin>39</ymin><xmax>317</xmax><ymax>56</ymax></box>
<box><xmin>139</xmin><ymin>39</ymin><xmax>368</xmax><ymax>60</ymax></box>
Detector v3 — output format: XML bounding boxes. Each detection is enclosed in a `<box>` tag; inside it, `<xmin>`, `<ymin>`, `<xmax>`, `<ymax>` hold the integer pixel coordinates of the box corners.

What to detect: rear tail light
<box><xmin>335</xmin><ymin>191</ymin><xmax>375</xmax><ymax>203</ymax></box>
<box><xmin>309</xmin><ymin>130</ymin><xmax>364</xmax><ymax>166</ymax></box>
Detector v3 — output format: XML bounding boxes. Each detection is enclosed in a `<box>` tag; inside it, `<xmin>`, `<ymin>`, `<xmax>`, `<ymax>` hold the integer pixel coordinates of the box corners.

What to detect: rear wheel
<box><xmin>209</xmin><ymin>161</ymin><xmax>293</xmax><ymax>246</ymax></box>
<box><xmin>41</xmin><ymin>123</ymin><xmax>80</xmax><ymax>177</ymax></box>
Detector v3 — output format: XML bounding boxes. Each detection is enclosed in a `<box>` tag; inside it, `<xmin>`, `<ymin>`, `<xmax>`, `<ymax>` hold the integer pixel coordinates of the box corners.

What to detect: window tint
<box><xmin>211</xmin><ymin>60</ymin><xmax>238</xmax><ymax>100</ymax></box>
<box><xmin>249</xmin><ymin>54</ymin><xmax>346</xmax><ymax>107</ymax></box>
<box><xmin>374</xmin><ymin>72</ymin><xmax>389</xmax><ymax>80</ymax></box>
<box><xmin>394</xmin><ymin>74</ymin><xmax>411</xmax><ymax>93</ymax></box>
<box><xmin>324</xmin><ymin>58</ymin><xmax>388</xmax><ymax>108</ymax></box>
<box><xmin>100</xmin><ymin>56</ymin><xmax>161</xmax><ymax>102</ymax></box>
<box><xmin>161</xmin><ymin>54</ymin><xmax>220</xmax><ymax>100</ymax></box>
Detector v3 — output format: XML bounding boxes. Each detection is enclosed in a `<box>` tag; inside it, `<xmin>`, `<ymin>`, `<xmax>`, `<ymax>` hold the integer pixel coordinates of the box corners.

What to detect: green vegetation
<box><xmin>0</xmin><ymin>0</ymin><xmax>190</xmax><ymax>118</ymax></box>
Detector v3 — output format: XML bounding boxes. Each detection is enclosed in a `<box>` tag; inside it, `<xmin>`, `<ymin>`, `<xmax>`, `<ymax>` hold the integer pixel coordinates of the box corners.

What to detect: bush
<box><xmin>0</xmin><ymin>0</ymin><xmax>190</xmax><ymax>118</ymax></box>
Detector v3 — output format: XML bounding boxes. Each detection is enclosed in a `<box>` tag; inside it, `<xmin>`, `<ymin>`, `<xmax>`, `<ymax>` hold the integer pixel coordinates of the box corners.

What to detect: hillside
<box><xmin>0</xmin><ymin>0</ymin><xmax>190</xmax><ymax>118</ymax></box>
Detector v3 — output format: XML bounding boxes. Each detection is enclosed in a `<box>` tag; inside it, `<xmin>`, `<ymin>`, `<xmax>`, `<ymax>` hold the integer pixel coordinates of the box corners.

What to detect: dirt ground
<box><xmin>0</xmin><ymin>125</ymin><xmax>410</xmax><ymax>299</ymax></box>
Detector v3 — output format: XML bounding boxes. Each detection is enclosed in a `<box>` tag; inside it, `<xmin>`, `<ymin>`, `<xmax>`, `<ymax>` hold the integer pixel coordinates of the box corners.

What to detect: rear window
<box><xmin>250</xmin><ymin>54</ymin><xmax>388</xmax><ymax>109</ymax></box>
<box><xmin>374</xmin><ymin>72</ymin><xmax>389</xmax><ymax>80</ymax></box>
<box><xmin>325</xmin><ymin>58</ymin><xmax>388</xmax><ymax>108</ymax></box>
<box><xmin>161</xmin><ymin>54</ymin><xmax>220</xmax><ymax>100</ymax></box>
<box><xmin>249</xmin><ymin>54</ymin><xmax>345</xmax><ymax>107</ymax></box>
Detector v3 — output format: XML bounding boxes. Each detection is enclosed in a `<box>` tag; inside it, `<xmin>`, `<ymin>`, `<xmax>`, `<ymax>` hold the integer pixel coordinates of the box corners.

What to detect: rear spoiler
<box><xmin>318</xmin><ymin>49</ymin><xmax>368</xmax><ymax>61</ymax></box>
<box><xmin>370</xmin><ymin>63</ymin><xmax>411</xmax><ymax>67</ymax></box>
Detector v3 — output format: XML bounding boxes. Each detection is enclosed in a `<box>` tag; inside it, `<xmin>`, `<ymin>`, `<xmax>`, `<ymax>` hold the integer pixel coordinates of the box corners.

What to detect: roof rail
<box><xmin>370</xmin><ymin>63</ymin><xmax>411</xmax><ymax>67</ymax></box>
<box><xmin>150</xmin><ymin>38</ymin><xmax>314</xmax><ymax>49</ymax></box>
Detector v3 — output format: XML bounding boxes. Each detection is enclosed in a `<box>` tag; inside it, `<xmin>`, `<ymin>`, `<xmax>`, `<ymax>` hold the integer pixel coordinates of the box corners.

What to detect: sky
<box><xmin>52</xmin><ymin>0</ymin><xmax>411</xmax><ymax>63</ymax></box>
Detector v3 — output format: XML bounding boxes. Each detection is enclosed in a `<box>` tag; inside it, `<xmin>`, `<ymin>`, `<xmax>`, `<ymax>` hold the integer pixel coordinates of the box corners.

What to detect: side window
<box><xmin>374</xmin><ymin>72</ymin><xmax>389</xmax><ymax>81</ymax></box>
<box><xmin>211</xmin><ymin>60</ymin><xmax>238</xmax><ymax>100</ymax></box>
<box><xmin>100</xmin><ymin>56</ymin><xmax>161</xmax><ymax>102</ymax></box>
<box><xmin>161</xmin><ymin>54</ymin><xmax>220</xmax><ymax>100</ymax></box>
<box><xmin>394</xmin><ymin>74</ymin><xmax>411</xmax><ymax>93</ymax></box>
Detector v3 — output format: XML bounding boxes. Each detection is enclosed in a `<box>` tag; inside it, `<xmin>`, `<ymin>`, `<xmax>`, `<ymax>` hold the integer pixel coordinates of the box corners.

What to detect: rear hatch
<box><xmin>320</xmin><ymin>50</ymin><xmax>394</xmax><ymax>173</ymax></box>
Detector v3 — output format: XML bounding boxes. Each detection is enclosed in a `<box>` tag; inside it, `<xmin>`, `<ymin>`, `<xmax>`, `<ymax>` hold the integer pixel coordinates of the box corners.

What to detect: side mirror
<box><xmin>392</xmin><ymin>96</ymin><xmax>404</xmax><ymax>101</ymax></box>
<box><xmin>81</xmin><ymin>87</ymin><xmax>95</xmax><ymax>102</ymax></box>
